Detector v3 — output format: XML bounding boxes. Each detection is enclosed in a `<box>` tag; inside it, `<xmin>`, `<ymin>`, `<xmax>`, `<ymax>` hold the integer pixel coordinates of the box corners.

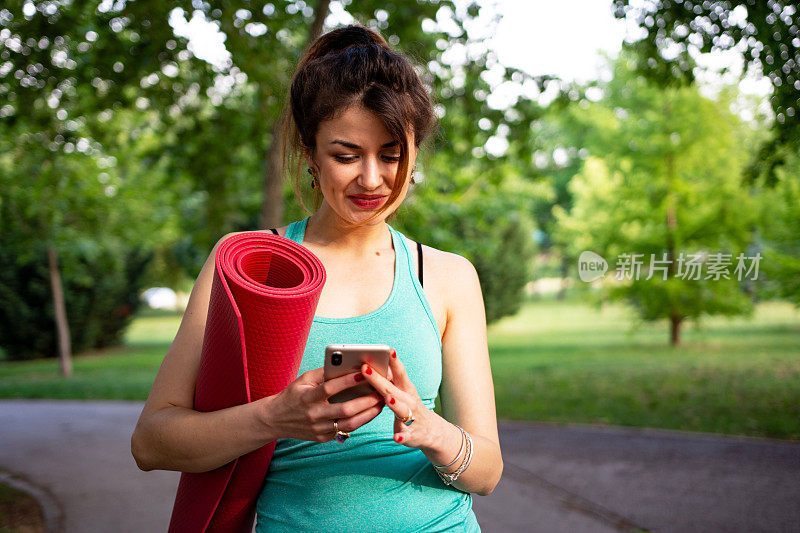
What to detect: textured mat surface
<box><xmin>168</xmin><ymin>232</ymin><xmax>325</xmax><ymax>533</ymax></box>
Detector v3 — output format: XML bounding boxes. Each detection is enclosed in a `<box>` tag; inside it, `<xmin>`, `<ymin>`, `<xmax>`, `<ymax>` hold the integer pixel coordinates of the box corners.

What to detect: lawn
<box><xmin>0</xmin><ymin>310</ymin><xmax>181</xmax><ymax>401</ymax></box>
<box><xmin>1</xmin><ymin>300</ymin><xmax>798</xmax><ymax>440</ymax></box>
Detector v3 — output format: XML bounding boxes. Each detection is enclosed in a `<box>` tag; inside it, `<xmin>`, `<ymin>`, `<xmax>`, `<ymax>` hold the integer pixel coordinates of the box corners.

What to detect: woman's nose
<box><xmin>357</xmin><ymin>155</ymin><xmax>386</xmax><ymax>189</ymax></box>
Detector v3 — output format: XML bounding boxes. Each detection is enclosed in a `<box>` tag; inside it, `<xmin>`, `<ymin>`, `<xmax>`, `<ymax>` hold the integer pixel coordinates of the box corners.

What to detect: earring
<box><xmin>410</xmin><ymin>165</ymin><xmax>417</xmax><ymax>185</ymax></box>
<box><xmin>307</xmin><ymin>167</ymin><xmax>319</xmax><ymax>189</ymax></box>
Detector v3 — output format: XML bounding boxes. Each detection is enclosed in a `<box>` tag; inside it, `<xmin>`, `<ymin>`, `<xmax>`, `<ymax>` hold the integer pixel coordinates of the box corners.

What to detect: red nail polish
<box><xmin>396</xmin><ymin>435</ymin><xmax>403</xmax><ymax>443</ymax></box>
<box><xmin>389</xmin><ymin>397</ymin><xmax>395</xmax><ymax>405</ymax></box>
<box><xmin>354</xmin><ymin>374</ymin><xmax>364</xmax><ymax>382</ymax></box>
<box><xmin>391</xmin><ymin>350</ymin><xmax>397</xmax><ymax>359</ymax></box>
<box><xmin>365</xmin><ymin>366</ymin><xmax>372</xmax><ymax>375</ymax></box>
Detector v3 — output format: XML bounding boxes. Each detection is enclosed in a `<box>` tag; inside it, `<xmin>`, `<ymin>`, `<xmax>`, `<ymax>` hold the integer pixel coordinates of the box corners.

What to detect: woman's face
<box><xmin>306</xmin><ymin>103</ymin><xmax>416</xmax><ymax>226</ymax></box>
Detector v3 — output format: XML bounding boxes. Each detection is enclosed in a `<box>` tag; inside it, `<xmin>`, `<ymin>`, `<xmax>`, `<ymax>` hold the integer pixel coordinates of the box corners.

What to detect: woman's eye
<box><xmin>333</xmin><ymin>155</ymin><xmax>400</xmax><ymax>163</ymax></box>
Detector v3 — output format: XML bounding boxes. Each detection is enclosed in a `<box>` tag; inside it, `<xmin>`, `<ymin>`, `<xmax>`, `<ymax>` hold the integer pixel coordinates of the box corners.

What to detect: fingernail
<box><xmin>396</xmin><ymin>435</ymin><xmax>403</xmax><ymax>443</ymax></box>
<box><xmin>354</xmin><ymin>374</ymin><xmax>364</xmax><ymax>382</ymax></box>
<box><xmin>365</xmin><ymin>366</ymin><xmax>372</xmax><ymax>375</ymax></box>
<box><xmin>389</xmin><ymin>397</ymin><xmax>395</xmax><ymax>405</ymax></box>
<box><xmin>391</xmin><ymin>350</ymin><xmax>397</xmax><ymax>359</ymax></box>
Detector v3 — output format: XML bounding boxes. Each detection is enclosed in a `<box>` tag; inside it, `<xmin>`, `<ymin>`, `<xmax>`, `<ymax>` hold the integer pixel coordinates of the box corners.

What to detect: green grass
<box><xmin>1</xmin><ymin>299</ymin><xmax>798</xmax><ymax>440</ymax></box>
<box><xmin>489</xmin><ymin>298</ymin><xmax>800</xmax><ymax>440</ymax></box>
<box><xmin>0</xmin><ymin>313</ymin><xmax>182</xmax><ymax>400</ymax></box>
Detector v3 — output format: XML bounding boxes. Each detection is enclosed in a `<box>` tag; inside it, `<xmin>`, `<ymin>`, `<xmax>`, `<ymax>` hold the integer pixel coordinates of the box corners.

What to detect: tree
<box><xmin>0</xmin><ymin>0</ymin><xmax>202</xmax><ymax>364</ymax></box>
<box><xmin>553</xmin><ymin>54</ymin><xmax>758</xmax><ymax>345</ymax></box>
<box><xmin>612</xmin><ymin>0</ymin><xmax>800</xmax><ymax>183</ymax></box>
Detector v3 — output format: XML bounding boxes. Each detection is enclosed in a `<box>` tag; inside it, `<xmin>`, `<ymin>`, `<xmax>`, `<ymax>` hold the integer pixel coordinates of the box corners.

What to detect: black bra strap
<box><xmin>416</xmin><ymin>241</ymin><xmax>423</xmax><ymax>288</ymax></box>
<box><xmin>268</xmin><ymin>228</ymin><xmax>278</xmax><ymax>235</ymax></box>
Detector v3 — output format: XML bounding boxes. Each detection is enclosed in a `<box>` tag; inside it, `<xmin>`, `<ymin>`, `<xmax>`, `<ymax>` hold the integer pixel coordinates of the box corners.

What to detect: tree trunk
<box><xmin>259</xmin><ymin>0</ymin><xmax>331</xmax><ymax>229</ymax></box>
<box><xmin>670</xmin><ymin>313</ymin><xmax>681</xmax><ymax>346</ymax></box>
<box><xmin>259</xmin><ymin>122</ymin><xmax>287</xmax><ymax>229</ymax></box>
<box><xmin>47</xmin><ymin>245</ymin><xmax>72</xmax><ymax>377</ymax></box>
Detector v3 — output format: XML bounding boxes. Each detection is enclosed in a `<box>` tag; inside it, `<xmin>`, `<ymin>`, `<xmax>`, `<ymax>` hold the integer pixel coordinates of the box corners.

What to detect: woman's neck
<box><xmin>305</xmin><ymin>206</ymin><xmax>393</xmax><ymax>257</ymax></box>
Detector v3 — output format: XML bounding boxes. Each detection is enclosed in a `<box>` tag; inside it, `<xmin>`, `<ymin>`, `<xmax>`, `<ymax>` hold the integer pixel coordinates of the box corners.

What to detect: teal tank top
<box><xmin>255</xmin><ymin>216</ymin><xmax>480</xmax><ymax>532</ymax></box>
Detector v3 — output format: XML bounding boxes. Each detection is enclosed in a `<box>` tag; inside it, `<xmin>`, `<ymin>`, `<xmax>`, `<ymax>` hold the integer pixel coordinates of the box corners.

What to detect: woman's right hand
<box><xmin>261</xmin><ymin>367</ymin><xmax>385</xmax><ymax>442</ymax></box>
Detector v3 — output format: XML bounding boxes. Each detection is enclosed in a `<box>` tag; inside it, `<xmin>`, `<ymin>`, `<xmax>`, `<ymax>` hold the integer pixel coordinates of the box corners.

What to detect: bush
<box><xmin>0</xmin><ymin>238</ymin><xmax>152</xmax><ymax>361</ymax></box>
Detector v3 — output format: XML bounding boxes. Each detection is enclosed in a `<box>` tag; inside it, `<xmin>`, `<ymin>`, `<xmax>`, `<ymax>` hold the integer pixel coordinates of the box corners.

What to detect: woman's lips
<box><xmin>348</xmin><ymin>195</ymin><xmax>387</xmax><ymax>209</ymax></box>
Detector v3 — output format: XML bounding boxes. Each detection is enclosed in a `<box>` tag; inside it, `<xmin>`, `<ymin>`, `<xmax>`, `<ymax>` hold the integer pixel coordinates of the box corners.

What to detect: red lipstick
<box><xmin>348</xmin><ymin>195</ymin><xmax>387</xmax><ymax>209</ymax></box>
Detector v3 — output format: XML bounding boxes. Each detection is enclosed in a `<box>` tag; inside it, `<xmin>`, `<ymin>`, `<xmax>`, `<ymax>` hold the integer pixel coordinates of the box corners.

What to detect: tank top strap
<box><xmin>387</xmin><ymin>225</ymin><xmax>413</xmax><ymax>285</ymax></box>
<box><xmin>387</xmin><ymin>225</ymin><xmax>442</xmax><ymax>349</ymax></box>
<box><xmin>282</xmin><ymin>216</ymin><xmax>310</xmax><ymax>244</ymax></box>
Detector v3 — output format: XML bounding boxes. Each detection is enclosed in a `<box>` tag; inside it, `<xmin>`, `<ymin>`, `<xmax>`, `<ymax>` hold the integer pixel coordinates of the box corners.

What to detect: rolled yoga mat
<box><xmin>168</xmin><ymin>231</ymin><xmax>326</xmax><ymax>533</ymax></box>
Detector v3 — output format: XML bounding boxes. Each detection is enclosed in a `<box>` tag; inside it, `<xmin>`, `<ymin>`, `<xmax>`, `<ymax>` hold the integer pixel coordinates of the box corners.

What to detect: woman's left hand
<box><xmin>360</xmin><ymin>350</ymin><xmax>449</xmax><ymax>453</ymax></box>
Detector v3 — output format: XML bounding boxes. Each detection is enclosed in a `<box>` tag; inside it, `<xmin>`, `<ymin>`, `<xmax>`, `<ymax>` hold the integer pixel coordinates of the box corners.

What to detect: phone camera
<box><xmin>331</xmin><ymin>351</ymin><xmax>343</xmax><ymax>366</ymax></box>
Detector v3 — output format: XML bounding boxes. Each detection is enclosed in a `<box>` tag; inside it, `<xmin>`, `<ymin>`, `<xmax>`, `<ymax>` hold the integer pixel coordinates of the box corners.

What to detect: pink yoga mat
<box><xmin>168</xmin><ymin>231</ymin><xmax>325</xmax><ymax>533</ymax></box>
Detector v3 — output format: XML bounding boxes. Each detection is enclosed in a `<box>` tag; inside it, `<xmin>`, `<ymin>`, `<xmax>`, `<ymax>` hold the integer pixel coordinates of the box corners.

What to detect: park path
<box><xmin>0</xmin><ymin>400</ymin><xmax>797</xmax><ymax>533</ymax></box>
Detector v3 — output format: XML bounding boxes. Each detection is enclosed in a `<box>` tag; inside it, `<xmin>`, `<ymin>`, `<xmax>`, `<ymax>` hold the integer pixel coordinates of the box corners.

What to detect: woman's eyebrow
<box><xmin>330</xmin><ymin>139</ymin><xmax>399</xmax><ymax>149</ymax></box>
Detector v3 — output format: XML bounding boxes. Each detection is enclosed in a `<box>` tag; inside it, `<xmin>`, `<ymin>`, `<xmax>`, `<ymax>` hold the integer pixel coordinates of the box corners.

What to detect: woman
<box><xmin>132</xmin><ymin>24</ymin><xmax>502</xmax><ymax>532</ymax></box>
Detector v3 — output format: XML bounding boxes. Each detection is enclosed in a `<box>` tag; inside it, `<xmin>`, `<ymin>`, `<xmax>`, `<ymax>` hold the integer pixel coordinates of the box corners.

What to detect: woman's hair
<box><xmin>279</xmin><ymin>23</ymin><xmax>439</xmax><ymax>226</ymax></box>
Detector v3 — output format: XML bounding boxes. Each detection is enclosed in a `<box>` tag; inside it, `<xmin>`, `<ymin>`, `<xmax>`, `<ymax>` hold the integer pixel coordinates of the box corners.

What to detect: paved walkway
<box><xmin>0</xmin><ymin>400</ymin><xmax>797</xmax><ymax>532</ymax></box>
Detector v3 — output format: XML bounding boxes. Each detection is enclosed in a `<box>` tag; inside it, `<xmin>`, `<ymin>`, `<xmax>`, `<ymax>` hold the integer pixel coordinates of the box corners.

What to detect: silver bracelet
<box><xmin>436</xmin><ymin>429</ymin><xmax>473</xmax><ymax>486</ymax></box>
<box><xmin>433</xmin><ymin>424</ymin><xmax>465</xmax><ymax>470</ymax></box>
<box><xmin>437</xmin><ymin>431</ymin><xmax>472</xmax><ymax>485</ymax></box>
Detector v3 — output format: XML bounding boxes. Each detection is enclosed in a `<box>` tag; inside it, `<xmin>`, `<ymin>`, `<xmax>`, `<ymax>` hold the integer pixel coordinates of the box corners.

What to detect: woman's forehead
<box><xmin>318</xmin><ymin>104</ymin><xmax>413</xmax><ymax>148</ymax></box>
<box><xmin>319</xmin><ymin>106</ymin><xmax>390</xmax><ymax>139</ymax></box>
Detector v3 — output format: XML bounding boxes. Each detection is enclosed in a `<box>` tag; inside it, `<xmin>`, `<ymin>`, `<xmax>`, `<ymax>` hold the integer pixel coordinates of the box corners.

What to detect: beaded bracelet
<box><xmin>436</xmin><ymin>428</ymin><xmax>473</xmax><ymax>486</ymax></box>
<box><xmin>433</xmin><ymin>424</ymin><xmax>466</xmax><ymax>471</ymax></box>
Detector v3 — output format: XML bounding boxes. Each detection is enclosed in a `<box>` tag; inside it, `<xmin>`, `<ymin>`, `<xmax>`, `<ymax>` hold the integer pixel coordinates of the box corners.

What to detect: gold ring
<box><xmin>333</xmin><ymin>419</ymin><xmax>349</xmax><ymax>443</ymax></box>
<box><xmin>398</xmin><ymin>409</ymin><xmax>414</xmax><ymax>426</ymax></box>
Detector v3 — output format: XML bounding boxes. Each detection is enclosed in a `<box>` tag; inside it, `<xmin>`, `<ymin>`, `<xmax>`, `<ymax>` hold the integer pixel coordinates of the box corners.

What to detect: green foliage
<box><xmin>0</xmin><ymin>104</ymin><xmax>182</xmax><ymax>360</ymax></box>
<box><xmin>612</xmin><ymin>0</ymin><xmax>800</xmax><ymax>183</ymax></box>
<box><xmin>0</xmin><ymin>237</ymin><xmax>151</xmax><ymax>361</ymax></box>
<box><xmin>553</xmin><ymin>54</ymin><xmax>758</xmax><ymax>339</ymax></box>
<box><xmin>397</xmin><ymin>179</ymin><xmax>538</xmax><ymax>323</ymax></box>
<box><xmin>1</xmin><ymin>1</ymin><xmax>551</xmax><ymax>346</ymax></box>
<box><xmin>0</xmin><ymin>0</ymin><xmax>201</xmax><ymax>358</ymax></box>
<box><xmin>756</xmin><ymin>152</ymin><xmax>800</xmax><ymax>304</ymax></box>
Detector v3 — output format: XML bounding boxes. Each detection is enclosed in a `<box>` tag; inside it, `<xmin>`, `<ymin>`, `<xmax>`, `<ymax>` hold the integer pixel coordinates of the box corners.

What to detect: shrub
<box><xmin>0</xmin><ymin>238</ymin><xmax>152</xmax><ymax>361</ymax></box>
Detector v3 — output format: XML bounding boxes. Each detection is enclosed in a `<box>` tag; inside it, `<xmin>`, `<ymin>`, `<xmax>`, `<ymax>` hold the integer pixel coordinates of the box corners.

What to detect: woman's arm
<box><xmin>130</xmin><ymin>232</ymin><xmax>279</xmax><ymax>473</ymax></box>
<box><xmin>431</xmin><ymin>253</ymin><xmax>503</xmax><ymax>495</ymax></box>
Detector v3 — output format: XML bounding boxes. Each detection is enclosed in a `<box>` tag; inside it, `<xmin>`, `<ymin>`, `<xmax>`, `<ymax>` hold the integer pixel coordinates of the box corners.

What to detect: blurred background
<box><xmin>0</xmin><ymin>0</ymin><xmax>800</xmax><ymax>530</ymax></box>
<box><xmin>2</xmin><ymin>0</ymin><xmax>799</xmax><ymax>435</ymax></box>
<box><xmin>0</xmin><ymin>0</ymin><xmax>799</xmax><ymax>529</ymax></box>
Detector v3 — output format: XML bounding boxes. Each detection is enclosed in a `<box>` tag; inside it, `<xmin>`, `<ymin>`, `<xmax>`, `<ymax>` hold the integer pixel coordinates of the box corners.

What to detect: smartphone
<box><xmin>323</xmin><ymin>344</ymin><xmax>392</xmax><ymax>403</ymax></box>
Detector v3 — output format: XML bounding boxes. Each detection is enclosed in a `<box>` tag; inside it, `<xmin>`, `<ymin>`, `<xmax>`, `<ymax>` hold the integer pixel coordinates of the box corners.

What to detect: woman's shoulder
<box><xmin>399</xmin><ymin>234</ymin><xmax>473</xmax><ymax>272</ymax></box>
<box><xmin>400</xmin><ymin>235</ymin><xmax>480</xmax><ymax>302</ymax></box>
